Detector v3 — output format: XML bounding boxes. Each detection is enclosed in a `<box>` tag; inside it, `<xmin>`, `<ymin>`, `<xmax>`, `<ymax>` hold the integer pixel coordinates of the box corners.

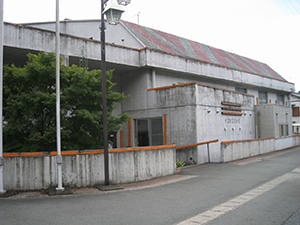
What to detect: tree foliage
<box><xmin>3</xmin><ymin>52</ymin><xmax>128</xmax><ymax>152</ymax></box>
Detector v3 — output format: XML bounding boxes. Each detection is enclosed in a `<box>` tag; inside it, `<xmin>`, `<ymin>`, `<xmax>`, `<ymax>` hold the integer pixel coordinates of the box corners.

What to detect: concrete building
<box><xmin>2</xmin><ymin>19</ymin><xmax>295</xmax><ymax>164</ymax></box>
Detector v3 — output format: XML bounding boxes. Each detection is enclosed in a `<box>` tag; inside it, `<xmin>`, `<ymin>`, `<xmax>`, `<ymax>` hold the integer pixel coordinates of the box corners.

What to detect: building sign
<box><xmin>225</xmin><ymin>118</ymin><xmax>240</xmax><ymax>124</ymax></box>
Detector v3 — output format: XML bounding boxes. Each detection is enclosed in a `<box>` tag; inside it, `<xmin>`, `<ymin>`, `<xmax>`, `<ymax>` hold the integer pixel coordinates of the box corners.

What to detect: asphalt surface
<box><xmin>1</xmin><ymin>147</ymin><xmax>300</xmax><ymax>225</ymax></box>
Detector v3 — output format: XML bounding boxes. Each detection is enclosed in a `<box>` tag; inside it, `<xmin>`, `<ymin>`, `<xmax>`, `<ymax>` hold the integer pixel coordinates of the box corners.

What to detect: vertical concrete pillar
<box><xmin>152</xmin><ymin>69</ymin><xmax>156</xmax><ymax>88</ymax></box>
<box><xmin>61</xmin><ymin>55</ymin><xmax>69</xmax><ymax>66</ymax></box>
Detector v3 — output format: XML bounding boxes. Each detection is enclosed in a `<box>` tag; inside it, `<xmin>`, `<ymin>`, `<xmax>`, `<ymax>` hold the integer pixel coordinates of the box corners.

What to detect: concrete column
<box><xmin>61</xmin><ymin>55</ymin><xmax>69</xmax><ymax>66</ymax></box>
<box><xmin>152</xmin><ymin>69</ymin><xmax>156</xmax><ymax>88</ymax></box>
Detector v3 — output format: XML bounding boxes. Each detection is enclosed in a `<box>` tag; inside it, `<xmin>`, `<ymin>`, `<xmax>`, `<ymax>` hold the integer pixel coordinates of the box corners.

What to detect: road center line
<box><xmin>177</xmin><ymin>167</ymin><xmax>300</xmax><ymax>225</ymax></box>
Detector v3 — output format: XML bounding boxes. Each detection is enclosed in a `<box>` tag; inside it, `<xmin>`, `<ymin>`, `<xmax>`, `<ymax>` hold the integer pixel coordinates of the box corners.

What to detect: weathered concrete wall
<box><xmin>122</xmin><ymin>70</ymin><xmax>150</xmax><ymax>112</ymax></box>
<box><xmin>196</xmin><ymin>84</ymin><xmax>255</xmax><ymax>139</ymax></box>
<box><xmin>195</xmin><ymin>84</ymin><xmax>255</xmax><ymax>163</ymax></box>
<box><xmin>4</xmin><ymin>23</ymin><xmax>141</xmax><ymax>68</ymax></box>
<box><xmin>220</xmin><ymin>135</ymin><xmax>300</xmax><ymax>162</ymax></box>
<box><xmin>25</xmin><ymin>20</ymin><xmax>144</xmax><ymax>49</ymax></box>
<box><xmin>3</xmin><ymin>145</ymin><xmax>176</xmax><ymax>191</ymax></box>
<box><xmin>146</xmin><ymin>82</ymin><xmax>256</xmax><ymax>164</ymax></box>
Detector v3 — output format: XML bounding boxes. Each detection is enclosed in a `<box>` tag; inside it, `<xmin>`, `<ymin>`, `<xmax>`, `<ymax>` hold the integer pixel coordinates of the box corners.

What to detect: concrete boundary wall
<box><xmin>220</xmin><ymin>135</ymin><xmax>300</xmax><ymax>162</ymax></box>
<box><xmin>3</xmin><ymin>144</ymin><xmax>176</xmax><ymax>191</ymax></box>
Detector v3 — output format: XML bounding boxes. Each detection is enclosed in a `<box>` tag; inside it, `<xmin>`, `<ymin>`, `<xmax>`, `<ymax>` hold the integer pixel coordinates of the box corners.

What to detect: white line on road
<box><xmin>177</xmin><ymin>167</ymin><xmax>300</xmax><ymax>225</ymax></box>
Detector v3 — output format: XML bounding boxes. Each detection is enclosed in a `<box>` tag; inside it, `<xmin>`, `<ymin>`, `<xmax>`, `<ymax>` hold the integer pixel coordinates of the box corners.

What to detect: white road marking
<box><xmin>177</xmin><ymin>167</ymin><xmax>300</xmax><ymax>225</ymax></box>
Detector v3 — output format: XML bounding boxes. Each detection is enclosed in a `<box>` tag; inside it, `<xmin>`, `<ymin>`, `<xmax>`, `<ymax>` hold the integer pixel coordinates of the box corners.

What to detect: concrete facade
<box><xmin>2</xmin><ymin>20</ymin><xmax>297</xmax><ymax>165</ymax></box>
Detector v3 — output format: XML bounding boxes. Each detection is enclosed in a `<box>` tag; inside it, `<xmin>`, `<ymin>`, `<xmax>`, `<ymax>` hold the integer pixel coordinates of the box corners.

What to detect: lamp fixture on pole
<box><xmin>117</xmin><ymin>0</ymin><xmax>131</xmax><ymax>6</ymax></box>
<box><xmin>104</xmin><ymin>0</ymin><xmax>125</xmax><ymax>25</ymax></box>
<box><xmin>100</xmin><ymin>0</ymin><xmax>130</xmax><ymax>186</ymax></box>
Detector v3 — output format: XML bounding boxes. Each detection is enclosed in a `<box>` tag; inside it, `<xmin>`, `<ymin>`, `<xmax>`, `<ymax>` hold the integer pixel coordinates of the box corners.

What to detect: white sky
<box><xmin>3</xmin><ymin>0</ymin><xmax>300</xmax><ymax>91</ymax></box>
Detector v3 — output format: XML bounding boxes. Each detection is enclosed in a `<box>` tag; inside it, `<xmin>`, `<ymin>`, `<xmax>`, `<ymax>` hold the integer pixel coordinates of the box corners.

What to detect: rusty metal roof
<box><xmin>122</xmin><ymin>21</ymin><xmax>286</xmax><ymax>82</ymax></box>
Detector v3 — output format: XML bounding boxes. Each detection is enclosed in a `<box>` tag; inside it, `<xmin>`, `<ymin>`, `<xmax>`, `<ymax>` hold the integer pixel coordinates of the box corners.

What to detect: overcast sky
<box><xmin>3</xmin><ymin>0</ymin><xmax>300</xmax><ymax>91</ymax></box>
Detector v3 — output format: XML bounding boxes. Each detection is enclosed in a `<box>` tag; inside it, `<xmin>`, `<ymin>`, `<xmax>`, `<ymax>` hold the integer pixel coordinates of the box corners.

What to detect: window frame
<box><xmin>235</xmin><ymin>87</ymin><xmax>247</xmax><ymax>94</ymax></box>
<box><xmin>135</xmin><ymin>117</ymin><xmax>164</xmax><ymax>147</ymax></box>
<box><xmin>292</xmin><ymin>106</ymin><xmax>300</xmax><ymax>117</ymax></box>
<box><xmin>277</xmin><ymin>94</ymin><xmax>284</xmax><ymax>105</ymax></box>
<box><xmin>258</xmin><ymin>91</ymin><xmax>268</xmax><ymax>105</ymax></box>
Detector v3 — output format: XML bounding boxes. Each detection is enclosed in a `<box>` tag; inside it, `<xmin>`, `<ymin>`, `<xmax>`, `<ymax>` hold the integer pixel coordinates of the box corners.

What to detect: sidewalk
<box><xmin>4</xmin><ymin>173</ymin><xmax>194</xmax><ymax>199</ymax></box>
<box><xmin>283</xmin><ymin>208</ymin><xmax>300</xmax><ymax>225</ymax></box>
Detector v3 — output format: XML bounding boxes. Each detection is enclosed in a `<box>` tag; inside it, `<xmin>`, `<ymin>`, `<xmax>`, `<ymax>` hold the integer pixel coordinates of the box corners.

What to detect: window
<box><xmin>293</xmin><ymin>107</ymin><xmax>300</xmax><ymax>117</ymax></box>
<box><xmin>280</xmin><ymin>124</ymin><xmax>284</xmax><ymax>137</ymax></box>
<box><xmin>235</xmin><ymin>87</ymin><xmax>247</xmax><ymax>94</ymax></box>
<box><xmin>286</xmin><ymin>124</ymin><xmax>289</xmax><ymax>136</ymax></box>
<box><xmin>258</xmin><ymin>91</ymin><xmax>268</xmax><ymax>104</ymax></box>
<box><xmin>136</xmin><ymin>117</ymin><xmax>163</xmax><ymax>146</ymax></box>
<box><xmin>277</xmin><ymin>94</ymin><xmax>284</xmax><ymax>105</ymax></box>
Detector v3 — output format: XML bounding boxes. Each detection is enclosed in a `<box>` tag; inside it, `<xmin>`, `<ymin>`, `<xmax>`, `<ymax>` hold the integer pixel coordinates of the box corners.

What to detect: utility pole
<box><xmin>55</xmin><ymin>0</ymin><xmax>64</xmax><ymax>191</ymax></box>
<box><xmin>0</xmin><ymin>0</ymin><xmax>5</xmax><ymax>195</ymax></box>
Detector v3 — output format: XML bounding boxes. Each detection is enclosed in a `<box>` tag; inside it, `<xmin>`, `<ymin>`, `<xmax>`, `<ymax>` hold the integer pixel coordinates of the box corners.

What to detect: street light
<box><xmin>117</xmin><ymin>0</ymin><xmax>131</xmax><ymax>6</ymax></box>
<box><xmin>101</xmin><ymin>0</ymin><xmax>130</xmax><ymax>186</ymax></box>
<box><xmin>104</xmin><ymin>1</ymin><xmax>125</xmax><ymax>25</ymax></box>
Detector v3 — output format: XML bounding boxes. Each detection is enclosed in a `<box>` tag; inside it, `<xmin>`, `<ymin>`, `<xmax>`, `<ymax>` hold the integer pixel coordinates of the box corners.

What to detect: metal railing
<box><xmin>176</xmin><ymin>139</ymin><xmax>219</xmax><ymax>163</ymax></box>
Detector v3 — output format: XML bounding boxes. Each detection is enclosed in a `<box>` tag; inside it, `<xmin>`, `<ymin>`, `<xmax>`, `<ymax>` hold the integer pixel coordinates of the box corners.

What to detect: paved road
<box><xmin>1</xmin><ymin>147</ymin><xmax>300</xmax><ymax>225</ymax></box>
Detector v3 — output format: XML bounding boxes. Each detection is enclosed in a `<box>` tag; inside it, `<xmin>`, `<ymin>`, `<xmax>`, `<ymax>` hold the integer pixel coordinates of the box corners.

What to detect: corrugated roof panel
<box><xmin>259</xmin><ymin>62</ymin><xmax>286</xmax><ymax>81</ymax></box>
<box><xmin>225</xmin><ymin>58</ymin><xmax>243</xmax><ymax>70</ymax></box>
<box><xmin>189</xmin><ymin>41</ymin><xmax>215</xmax><ymax>64</ymax></box>
<box><xmin>209</xmin><ymin>47</ymin><xmax>233</xmax><ymax>68</ymax></box>
<box><xmin>123</xmin><ymin>21</ymin><xmax>161</xmax><ymax>50</ymax></box>
<box><xmin>142</xmin><ymin>27</ymin><xmax>189</xmax><ymax>57</ymax></box>
<box><xmin>223</xmin><ymin>51</ymin><xmax>257</xmax><ymax>74</ymax></box>
<box><xmin>126</xmin><ymin>25</ymin><xmax>162</xmax><ymax>51</ymax></box>
<box><xmin>237</xmin><ymin>56</ymin><xmax>270</xmax><ymax>77</ymax></box>
<box><xmin>180</xmin><ymin>37</ymin><xmax>198</xmax><ymax>59</ymax></box>
<box><xmin>123</xmin><ymin>21</ymin><xmax>179</xmax><ymax>55</ymax></box>
<box><xmin>200</xmin><ymin>44</ymin><xmax>220</xmax><ymax>65</ymax></box>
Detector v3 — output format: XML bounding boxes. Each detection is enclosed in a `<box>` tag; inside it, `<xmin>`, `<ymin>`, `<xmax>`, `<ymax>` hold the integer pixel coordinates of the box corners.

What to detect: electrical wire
<box><xmin>284</xmin><ymin>0</ymin><xmax>300</xmax><ymax>14</ymax></box>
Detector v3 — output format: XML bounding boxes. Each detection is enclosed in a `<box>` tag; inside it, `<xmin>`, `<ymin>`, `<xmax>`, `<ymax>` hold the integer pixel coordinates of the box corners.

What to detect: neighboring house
<box><xmin>291</xmin><ymin>92</ymin><xmax>300</xmax><ymax>134</ymax></box>
<box><xmin>2</xmin><ymin>19</ymin><xmax>295</xmax><ymax>163</ymax></box>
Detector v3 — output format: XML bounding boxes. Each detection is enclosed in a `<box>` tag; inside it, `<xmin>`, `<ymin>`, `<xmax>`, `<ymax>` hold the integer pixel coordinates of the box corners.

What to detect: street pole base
<box><xmin>95</xmin><ymin>184</ymin><xmax>123</xmax><ymax>191</ymax></box>
<box><xmin>48</xmin><ymin>186</ymin><xmax>72</xmax><ymax>196</ymax></box>
<box><xmin>0</xmin><ymin>190</ymin><xmax>16</xmax><ymax>198</ymax></box>
<box><xmin>56</xmin><ymin>187</ymin><xmax>65</xmax><ymax>191</ymax></box>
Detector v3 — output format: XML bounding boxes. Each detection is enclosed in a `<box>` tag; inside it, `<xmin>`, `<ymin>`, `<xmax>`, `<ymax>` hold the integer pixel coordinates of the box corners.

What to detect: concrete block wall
<box><xmin>3</xmin><ymin>144</ymin><xmax>176</xmax><ymax>191</ymax></box>
<box><xmin>220</xmin><ymin>135</ymin><xmax>300</xmax><ymax>162</ymax></box>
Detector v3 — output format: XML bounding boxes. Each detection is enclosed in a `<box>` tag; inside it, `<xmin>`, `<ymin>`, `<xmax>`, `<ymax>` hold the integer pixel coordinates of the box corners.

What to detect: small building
<box><xmin>2</xmin><ymin>19</ymin><xmax>296</xmax><ymax>163</ymax></box>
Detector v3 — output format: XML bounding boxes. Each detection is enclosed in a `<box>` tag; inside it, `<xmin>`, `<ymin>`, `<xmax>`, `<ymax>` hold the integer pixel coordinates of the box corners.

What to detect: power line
<box><xmin>287</xmin><ymin>0</ymin><xmax>300</xmax><ymax>14</ymax></box>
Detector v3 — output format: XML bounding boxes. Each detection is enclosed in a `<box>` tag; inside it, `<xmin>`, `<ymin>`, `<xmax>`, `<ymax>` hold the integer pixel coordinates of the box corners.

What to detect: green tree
<box><xmin>3</xmin><ymin>52</ymin><xmax>128</xmax><ymax>152</ymax></box>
